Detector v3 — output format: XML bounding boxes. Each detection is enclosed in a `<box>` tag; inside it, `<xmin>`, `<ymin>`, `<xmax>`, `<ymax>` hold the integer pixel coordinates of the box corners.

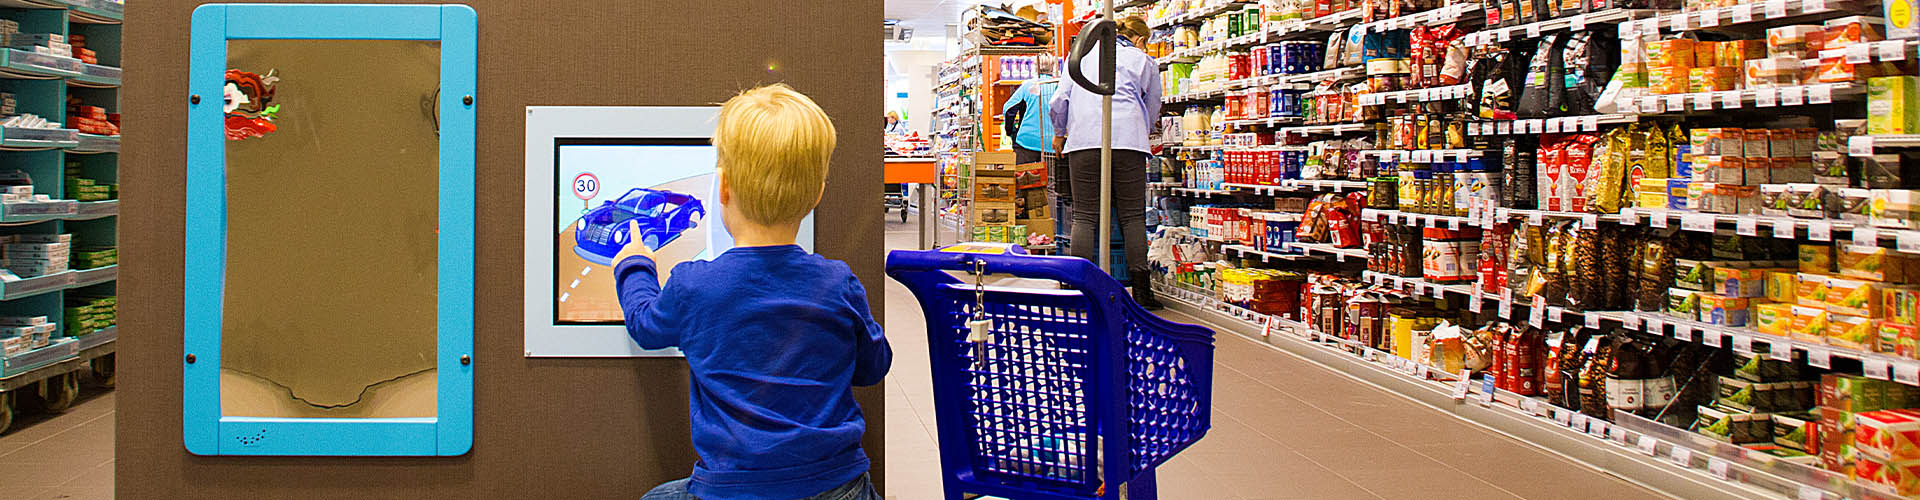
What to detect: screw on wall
<box><xmin>462</xmin><ymin>95</ymin><xmax>473</xmax><ymax>106</ymax></box>
<box><xmin>185</xmin><ymin>353</ymin><xmax>197</xmax><ymax>364</ymax></box>
<box><xmin>460</xmin><ymin>354</ymin><xmax>471</xmax><ymax>365</ymax></box>
<box><xmin>189</xmin><ymin>94</ymin><xmax>201</xmax><ymax>105</ymax></box>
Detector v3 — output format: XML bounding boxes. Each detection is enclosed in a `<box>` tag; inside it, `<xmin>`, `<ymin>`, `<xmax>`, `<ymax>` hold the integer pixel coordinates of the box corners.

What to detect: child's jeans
<box><xmin>638</xmin><ymin>473</ymin><xmax>881</xmax><ymax>500</ymax></box>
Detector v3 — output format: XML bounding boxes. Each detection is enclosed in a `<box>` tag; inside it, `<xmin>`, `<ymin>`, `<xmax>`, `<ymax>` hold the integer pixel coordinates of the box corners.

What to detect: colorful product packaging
<box><xmin>1700</xmin><ymin>293</ymin><xmax>1752</xmax><ymax>326</ymax></box>
<box><xmin>1878</xmin><ymin>320</ymin><xmax>1918</xmax><ymax>356</ymax></box>
<box><xmin>1717</xmin><ymin>266</ymin><xmax>1769</xmax><ymax>297</ymax></box>
<box><xmin>1871</xmin><ymin>76</ymin><xmax>1920</xmax><ymax>135</ymax></box>
<box><xmin>1889</xmin><ymin>286</ymin><xmax>1920</xmax><ymax>325</ymax></box>
<box><xmin>1802</xmin><ymin>245</ymin><xmax>1835</xmax><ymax>274</ymax></box>
<box><xmin>1768</xmin><ymin>270</ymin><xmax>1800</xmax><ymax>303</ymax></box>
<box><xmin>1832</xmin><ymin>313</ymin><xmax>1880</xmax><ymax>350</ymax></box>
<box><xmin>1758</xmin><ymin>302</ymin><xmax>1795</xmax><ymax>335</ymax></box>
<box><xmin>1840</xmin><ymin>245</ymin><xmax>1920</xmax><ymax>282</ymax></box>
<box><xmin>1831</xmin><ymin>278</ymin><xmax>1888</xmax><ymax>317</ymax></box>
<box><xmin>1792</xmin><ymin>305</ymin><xmax>1833</xmax><ymax>342</ymax></box>
<box><xmin>1857</xmin><ymin>409</ymin><xmax>1920</xmax><ymax>460</ymax></box>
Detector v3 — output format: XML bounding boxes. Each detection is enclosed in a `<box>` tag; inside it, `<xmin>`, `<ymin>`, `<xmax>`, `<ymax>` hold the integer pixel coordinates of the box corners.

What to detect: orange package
<box><xmin>1859</xmin><ymin>409</ymin><xmax>1920</xmax><ymax>460</ymax></box>
<box><xmin>1648</xmin><ymin>39</ymin><xmax>1697</xmax><ymax>70</ymax></box>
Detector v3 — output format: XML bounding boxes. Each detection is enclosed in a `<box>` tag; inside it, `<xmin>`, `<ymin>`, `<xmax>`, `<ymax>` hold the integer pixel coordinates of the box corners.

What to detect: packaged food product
<box><xmin>1688</xmin><ymin>66</ymin><xmax>1738</xmax><ymax>92</ymax></box>
<box><xmin>1832</xmin><ymin>313</ymin><xmax>1880</xmax><ymax>349</ymax></box>
<box><xmin>1762</xmin><ymin>185</ymin><xmax>1794</xmax><ymax>216</ymax></box>
<box><xmin>1879</xmin><ymin>319</ymin><xmax>1918</xmax><ymax>356</ymax></box>
<box><xmin>1873</xmin><ymin>189</ymin><xmax>1920</xmax><ymax>229</ymax></box>
<box><xmin>1716</xmin><ymin>266</ymin><xmax>1768</xmax><ymax>297</ymax></box>
<box><xmin>1746</xmin><ymin>56</ymin><xmax>1803</xmax><ymax>88</ymax></box>
<box><xmin>1649</xmin><ymin>66</ymin><xmax>1689</xmax><ymax>95</ymax></box>
<box><xmin>1758</xmin><ymin>302</ymin><xmax>1795</xmax><ymax>335</ymax></box>
<box><xmin>1840</xmin><ymin>245</ymin><xmax>1920</xmax><ymax>282</ymax></box>
<box><xmin>1697</xmin><ymin>127</ymin><xmax>1743</xmax><ymax>156</ymax></box>
<box><xmin>1800</xmin><ymin>244</ymin><xmax>1835</xmax><ymax>274</ymax></box>
<box><xmin>1864</xmin><ymin>152</ymin><xmax>1920</xmax><ymax>189</ymax></box>
<box><xmin>1871</xmin><ymin>76</ymin><xmax>1920</xmax><ymax>136</ymax></box>
<box><xmin>1859</xmin><ymin>454</ymin><xmax>1920</xmax><ymax>496</ymax></box>
<box><xmin>1824</xmin><ymin>16</ymin><xmax>1889</xmax><ymax>49</ymax></box>
<box><xmin>1839</xmin><ymin>188</ymin><xmax>1876</xmax><ymax>223</ymax></box>
<box><xmin>1699</xmin><ymin>293</ymin><xmax>1751</xmax><ymax>326</ymax></box>
<box><xmin>1676</xmin><ymin>258</ymin><xmax>1716</xmax><ymax>291</ymax></box>
<box><xmin>1858</xmin><ymin>409</ymin><xmax>1920</xmax><ymax>461</ymax></box>
<box><xmin>1670</xmin><ymin>287</ymin><xmax>1701</xmax><ymax>319</ymax></box>
<box><xmin>1772</xmin><ymin>156</ymin><xmax>1814</xmax><ymax>184</ymax></box>
<box><xmin>1832</xmin><ymin>278</ymin><xmax>1888</xmax><ymax>317</ymax></box>
<box><xmin>1768</xmin><ymin>270</ymin><xmax>1799</xmax><ymax>303</ymax></box>
<box><xmin>1698</xmin><ymin>404</ymin><xmax>1772</xmax><ymax>443</ymax></box>
<box><xmin>1890</xmin><ymin>286</ymin><xmax>1920</xmax><ymax>325</ymax></box>
<box><xmin>1768</xmin><ymin>26</ymin><xmax>1822</xmax><ymax>57</ymax></box>
<box><xmin>1819</xmin><ymin>57</ymin><xmax>1881</xmax><ymax>84</ymax></box>
<box><xmin>1776</xmin><ymin>413</ymin><xmax>1819</xmax><ymax>452</ymax></box>
<box><xmin>1792</xmin><ymin>305</ymin><xmax>1833</xmax><ymax>342</ymax></box>
<box><xmin>1646</xmin><ymin>38</ymin><xmax>1696</xmax><ymax>70</ymax></box>
<box><xmin>1799</xmin><ymin>272</ymin><xmax>1834</xmax><ymax>306</ymax></box>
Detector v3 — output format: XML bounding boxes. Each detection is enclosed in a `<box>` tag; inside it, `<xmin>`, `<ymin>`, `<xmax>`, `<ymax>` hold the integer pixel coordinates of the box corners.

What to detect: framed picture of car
<box><xmin>521</xmin><ymin>107</ymin><xmax>816</xmax><ymax>357</ymax></box>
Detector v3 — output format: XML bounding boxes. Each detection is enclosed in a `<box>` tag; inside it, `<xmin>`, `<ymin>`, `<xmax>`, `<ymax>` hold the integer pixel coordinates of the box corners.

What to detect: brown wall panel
<box><xmin>118</xmin><ymin>1</ymin><xmax>886</xmax><ymax>498</ymax></box>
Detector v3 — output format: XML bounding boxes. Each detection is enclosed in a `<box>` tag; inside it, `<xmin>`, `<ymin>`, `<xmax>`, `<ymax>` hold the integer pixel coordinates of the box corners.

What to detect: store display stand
<box><xmin>0</xmin><ymin>0</ymin><xmax>117</xmax><ymax>434</ymax></box>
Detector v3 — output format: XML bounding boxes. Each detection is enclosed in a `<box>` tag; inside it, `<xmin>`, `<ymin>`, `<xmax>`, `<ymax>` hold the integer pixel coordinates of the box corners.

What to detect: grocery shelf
<box><xmin>0</xmin><ymin>126</ymin><xmax>78</xmax><ymax>150</ymax></box>
<box><xmin>1222</xmin><ymin>244</ymin><xmax>1313</xmax><ymax>262</ymax></box>
<box><xmin>74</xmin><ymin>324</ymin><xmax>112</xmax><ymax>351</ymax></box>
<box><xmin>1152</xmin><ymin>280</ymin><xmax>1796</xmax><ymax>500</ymax></box>
<box><xmin>1163</xmin><ymin>87</ymin><xmax>1229</xmax><ymax>104</ymax></box>
<box><xmin>1465</xmin><ymin>114</ymin><xmax>1639</xmax><ymax>136</ymax></box>
<box><xmin>1281</xmin><ymin>241</ymin><xmax>1369</xmax><ymax>261</ymax></box>
<box><xmin>1358</xmin><ymin>83</ymin><xmax>1473</xmax><ymax>106</ymax></box>
<box><xmin>1618</xmin><ymin>83</ymin><xmax>1862</xmax><ymax>115</ymax></box>
<box><xmin>1354</xmin><ymin>3</ymin><xmax>1481</xmax><ymax>32</ymax></box>
<box><xmin>1815</xmin><ymin>39</ymin><xmax>1915</xmax><ymax>64</ymax></box>
<box><xmin>70</xmin><ymin>133</ymin><xmax>116</xmax><ymax>153</ymax></box>
<box><xmin>1358</xmin><ymin>148</ymin><xmax>1483</xmax><ymax>162</ymax></box>
<box><xmin>1275</xmin><ymin>65</ymin><xmax>1363</xmax><ymax>85</ymax></box>
<box><xmin>1170</xmin><ymin>187</ymin><xmax>1235</xmax><ymax>197</ymax></box>
<box><xmin>1360</xmin><ymin>208</ymin><xmax>1474</xmax><ymax>229</ymax></box>
<box><xmin>1642</xmin><ymin>0</ymin><xmax>1856</xmax><ymax>33</ymax></box>
<box><xmin>1149</xmin><ymin>0</ymin><xmax>1252</xmax><ymax>28</ymax></box>
<box><xmin>1222</xmin><ymin>179</ymin><xmax>1368</xmax><ymax>194</ymax></box>
<box><xmin>0</xmin><ymin>336</ymin><xmax>74</xmax><ymax>378</ymax></box>
<box><xmin>1264</xmin><ymin>8</ymin><xmax>1365</xmax><ymax>41</ymax></box>
<box><xmin>1222</xmin><ymin>115</ymin><xmax>1300</xmax><ymax>127</ymax></box>
<box><xmin>1279</xmin><ymin>122</ymin><xmax>1370</xmax><ymax>136</ymax></box>
<box><xmin>1468</xmin><ymin>9</ymin><xmax>1662</xmax><ymax>47</ymax></box>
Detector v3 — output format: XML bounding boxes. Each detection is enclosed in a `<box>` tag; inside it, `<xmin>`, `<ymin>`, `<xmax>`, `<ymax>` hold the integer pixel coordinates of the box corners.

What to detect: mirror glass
<box><xmin>219</xmin><ymin>39</ymin><xmax>441</xmax><ymax>418</ymax></box>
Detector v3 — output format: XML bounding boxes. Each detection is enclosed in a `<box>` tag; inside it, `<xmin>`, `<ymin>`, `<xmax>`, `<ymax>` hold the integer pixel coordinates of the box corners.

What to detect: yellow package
<box><xmin>1791</xmin><ymin>305</ymin><xmax>1832</xmax><ymax>342</ymax></box>
<box><xmin>1799</xmin><ymin>273</ymin><xmax>1834</xmax><ymax>307</ymax></box>
<box><xmin>1768</xmin><ymin>270</ymin><xmax>1799</xmax><ymax>303</ymax></box>
<box><xmin>1802</xmin><ymin>244</ymin><xmax>1835</xmax><ymax>273</ymax></box>
<box><xmin>1841</xmin><ymin>245</ymin><xmax>1920</xmax><ymax>282</ymax></box>
<box><xmin>1832</xmin><ymin>313</ymin><xmax>1878</xmax><ymax>350</ymax></box>
<box><xmin>1831</xmin><ymin>278</ymin><xmax>1888</xmax><ymax>317</ymax></box>
<box><xmin>1648</xmin><ymin>39</ymin><xmax>1698</xmax><ymax>69</ymax></box>
<box><xmin>1758</xmin><ymin>303</ymin><xmax>1796</xmax><ymax>336</ymax></box>
<box><xmin>1888</xmin><ymin>286</ymin><xmax>1920</xmax><ymax>326</ymax></box>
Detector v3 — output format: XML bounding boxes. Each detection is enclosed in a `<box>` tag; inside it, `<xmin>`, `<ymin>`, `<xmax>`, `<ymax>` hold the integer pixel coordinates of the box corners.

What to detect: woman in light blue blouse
<box><xmin>1048</xmin><ymin>16</ymin><xmax>1162</xmax><ymax>309</ymax></box>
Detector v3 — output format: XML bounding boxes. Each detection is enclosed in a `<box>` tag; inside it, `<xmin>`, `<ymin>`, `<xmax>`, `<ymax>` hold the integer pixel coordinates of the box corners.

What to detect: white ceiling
<box><xmin>886</xmin><ymin>0</ymin><xmax>974</xmax><ymax>42</ymax></box>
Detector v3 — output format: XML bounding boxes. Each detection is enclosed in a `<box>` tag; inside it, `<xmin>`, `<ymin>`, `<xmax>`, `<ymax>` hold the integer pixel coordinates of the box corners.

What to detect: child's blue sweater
<box><xmin>616</xmin><ymin>245</ymin><xmax>892</xmax><ymax>500</ymax></box>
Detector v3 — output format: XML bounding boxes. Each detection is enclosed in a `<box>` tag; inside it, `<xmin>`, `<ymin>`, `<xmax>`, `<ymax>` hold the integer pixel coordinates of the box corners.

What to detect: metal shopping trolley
<box><xmin>887</xmin><ymin>243</ymin><xmax>1215</xmax><ymax>500</ymax></box>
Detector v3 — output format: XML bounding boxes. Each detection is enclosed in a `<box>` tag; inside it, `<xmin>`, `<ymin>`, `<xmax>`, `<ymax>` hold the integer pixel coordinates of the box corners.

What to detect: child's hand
<box><xmin>613</xmin><ymin>220</ymin><xmax>656</xmax><ymax>265</ymax></box>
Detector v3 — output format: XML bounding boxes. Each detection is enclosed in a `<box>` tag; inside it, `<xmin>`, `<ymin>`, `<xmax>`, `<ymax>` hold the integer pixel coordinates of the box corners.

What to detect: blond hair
<box><xmin>1119</xmin><ymin>17</ymin><xmax>1150</xmax><ymax>41</ymax></box>
<box><xmin>714</xmin><ymin>84</ymin><xmax>837</xmax><ymax>225</ymax></box>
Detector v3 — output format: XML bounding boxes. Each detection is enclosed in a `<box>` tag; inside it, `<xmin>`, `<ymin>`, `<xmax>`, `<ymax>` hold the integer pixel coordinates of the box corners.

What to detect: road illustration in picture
<box><xmin>554</xmin><ymin>143</ymin><xmax>718</xmax><ymax>323</ymax></box>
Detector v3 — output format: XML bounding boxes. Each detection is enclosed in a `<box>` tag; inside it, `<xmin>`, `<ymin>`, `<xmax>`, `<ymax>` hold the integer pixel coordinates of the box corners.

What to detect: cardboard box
<box><xmin>1758</xmin><ymin>302</ymin><xmax>1795</xmax><ymax>335</ymax></box>
<box><xmin>1015</xmin><ymin>187</ymin><xmax>1049</xmax><ymax>220</ymax></box>
<box><xmin>971</xmin><ymin>202</ymin><xmax>1017</xmax><ymax>226</ymax></box>
<box><xmin>1012</xmin><ymin>162</ymin><xmax>1048</xmax><ymax>190</ymax></box>
<box><xmin>1832</xmin><ymin>313</ymin><xmax>1880</xmax><ymax>350</ymax></box>
<box><xmin>1792</xmin><ymin>305</ymin><xmax>1832</xmax><ymax>342</ymax></box>
<box><xmin>1831</xmin><ymin>278</ymin><xmax>1888</xmax><ymax>317</ymax></box>
<box><xmin>1019</xmin><ymin>218</ymin><xmax>1055</xmax><ymax>238</ymax></box>
<box><xmin>973</xmin><ymin>175</ymin><xmax>1016</xmax><ymax>203</ymax></box>
<box><xmin>1858</xmin><ymin>409</ymin><xmax>1920</xmax><ymax>460</ymax></box>
<box><xmin>974</xmin><ymin>150</ymin><xmax>1018</xmax><ymax>168</ymax></box>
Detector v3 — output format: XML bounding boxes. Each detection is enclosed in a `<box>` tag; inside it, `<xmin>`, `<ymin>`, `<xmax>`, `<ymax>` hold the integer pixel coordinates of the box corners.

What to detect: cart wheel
<box><xmin>0</xmin><ymin>392</ymin><xmax>13</xmax><ymax>435</ymax></box>
<box><xmin>35</xmin><ymin>372</ymin><xmax>77</xmax><ymax>413</ymax></box>
<box><xmin>89</xmin><ymin>354</ymin><xmax>115</xmax><ymax>388</ymax></box>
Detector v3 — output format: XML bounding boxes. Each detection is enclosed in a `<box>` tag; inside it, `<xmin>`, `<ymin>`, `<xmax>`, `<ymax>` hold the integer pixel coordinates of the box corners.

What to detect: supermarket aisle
<box><xmin>880</xmin><ymin>222</ymin><xmax>1672</xmax><ymax>500</ymax></box>
<box><xmin>0</xmin><ymin>388</ymin><xmax>114</xmax><ymax>500</ymax></box>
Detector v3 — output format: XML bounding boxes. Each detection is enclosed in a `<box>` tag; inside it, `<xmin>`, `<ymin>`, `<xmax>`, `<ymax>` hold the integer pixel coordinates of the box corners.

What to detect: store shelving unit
<box><xmin>1140</xmin><ymin>0</ymin><xmax>1920</xmax><ymax>495</ymax></box>
<box><xmin>0</xmin><ymin>0</ymin><xmax>119</xmax><ymax>434</ymax></box>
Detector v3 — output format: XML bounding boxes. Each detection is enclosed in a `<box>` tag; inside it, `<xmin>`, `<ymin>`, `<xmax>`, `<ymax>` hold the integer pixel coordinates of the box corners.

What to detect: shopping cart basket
<box><xmin>887</xmin><ymin>243</ymin><xmax>1215</xmax><ymax>500</ymax></box>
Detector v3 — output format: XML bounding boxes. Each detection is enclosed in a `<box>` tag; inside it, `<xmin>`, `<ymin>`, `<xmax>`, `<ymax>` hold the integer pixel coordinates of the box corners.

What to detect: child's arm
<box><xmin>845</xmin><ymin>275</ymin><xmax>892</xmax><ymax>387</ymax></box>
<box><xmin>613</xmin><ymin>222</ymin><xmax>684</xmax><ymax>350</ymax></box>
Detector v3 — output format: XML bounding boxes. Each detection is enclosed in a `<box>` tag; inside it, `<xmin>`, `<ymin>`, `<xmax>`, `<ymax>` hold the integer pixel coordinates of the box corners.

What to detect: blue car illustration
<box><xmin>573</xmin><ymin>188</ymin><xmax>706</xmax><ymax>265</ymax></box>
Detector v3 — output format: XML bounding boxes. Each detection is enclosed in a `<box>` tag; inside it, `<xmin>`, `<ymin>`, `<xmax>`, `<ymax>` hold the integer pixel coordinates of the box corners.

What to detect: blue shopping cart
<box><xmin>887</xmin><ymin>243</ymin><xmax>1216</xmax><ymax>500</ymax></box>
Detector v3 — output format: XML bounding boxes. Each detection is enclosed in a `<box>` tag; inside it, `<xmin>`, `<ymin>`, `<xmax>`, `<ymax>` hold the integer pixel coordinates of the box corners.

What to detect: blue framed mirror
<box><xmin>183</xmin><ymin>3</ymin><xmax>475</xmax><ymax>456</ymax></box>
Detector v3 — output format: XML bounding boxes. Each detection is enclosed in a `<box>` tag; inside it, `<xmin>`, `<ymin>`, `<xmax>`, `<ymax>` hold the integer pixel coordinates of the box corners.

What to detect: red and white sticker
<box><xmin>572</xmin><ymin>172</ymin><xmax>601</xmax><ymax>200</ymax></box>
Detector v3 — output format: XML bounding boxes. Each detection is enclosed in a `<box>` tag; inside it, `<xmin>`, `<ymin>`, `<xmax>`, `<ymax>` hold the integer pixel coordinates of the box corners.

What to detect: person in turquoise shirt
<box><xmin>1003</xmin><ymin>78</ymin><xmax>1059</xmax><ymax>164</ymax></box>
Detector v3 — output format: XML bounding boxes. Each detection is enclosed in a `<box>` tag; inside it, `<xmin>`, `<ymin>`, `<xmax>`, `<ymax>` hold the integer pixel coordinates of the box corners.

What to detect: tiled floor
<box><xmin>0</xmin><ymin>385</ymin><xmax>115</xmax><ymax>500</ymax></box>
<box><xmin>880</xmin><ymin>220</ymin><xmax>1676</xmax><ymax>499</ymax></box>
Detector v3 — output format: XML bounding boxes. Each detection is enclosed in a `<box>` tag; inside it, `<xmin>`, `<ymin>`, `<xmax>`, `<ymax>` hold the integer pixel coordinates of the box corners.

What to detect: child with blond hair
<box><xmin>623</xmin><ymin>84</ymin><xmax>891</xmax><ymax>500</ymax></box>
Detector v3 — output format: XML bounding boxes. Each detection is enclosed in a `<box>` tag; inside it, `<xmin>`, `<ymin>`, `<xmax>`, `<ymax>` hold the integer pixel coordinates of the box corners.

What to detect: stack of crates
<box><xmin>63</xmin><ymin>294</ymin><xmax>114</xmax><ymax>338</ymax></box>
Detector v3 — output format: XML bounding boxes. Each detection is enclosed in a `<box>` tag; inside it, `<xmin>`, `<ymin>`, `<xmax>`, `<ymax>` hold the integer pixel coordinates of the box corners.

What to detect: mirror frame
<box><xmin>183</xmin><ymin>3</ymin><xmax>475</xmax><ymax>456</ymax></box>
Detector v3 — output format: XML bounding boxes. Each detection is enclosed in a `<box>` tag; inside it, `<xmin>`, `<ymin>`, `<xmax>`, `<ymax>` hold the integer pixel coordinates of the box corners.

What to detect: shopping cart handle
<box><xmin>935</xmin><ymin>242</ymin><xmax>1030</xmax><ymax>256</ymax></box>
